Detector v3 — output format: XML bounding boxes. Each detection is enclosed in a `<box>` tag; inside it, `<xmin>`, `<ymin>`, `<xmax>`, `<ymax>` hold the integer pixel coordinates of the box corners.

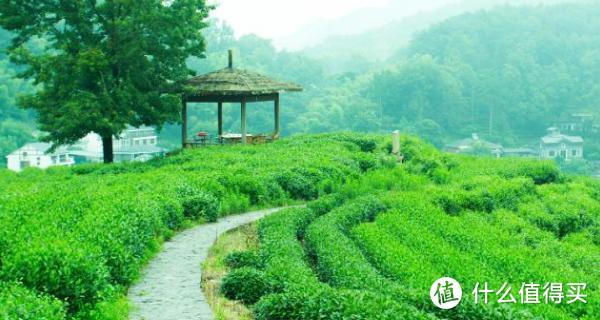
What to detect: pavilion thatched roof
<box><xmin>185</xmin><ymin>67</ymin><xmax>303</xmax><ymax>97</ymax></box>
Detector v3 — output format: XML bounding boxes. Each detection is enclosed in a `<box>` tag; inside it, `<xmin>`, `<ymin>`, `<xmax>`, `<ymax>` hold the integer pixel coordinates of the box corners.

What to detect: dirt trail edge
<box><xmin>128</xmin><ymin>207</ymin><xmax>289</xmax><ymax>320</ymax></box>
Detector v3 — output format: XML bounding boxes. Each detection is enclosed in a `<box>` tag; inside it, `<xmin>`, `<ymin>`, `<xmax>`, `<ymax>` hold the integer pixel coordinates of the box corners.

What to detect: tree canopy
<box><xmin>0</xmin><ymin>0</ymin><xmax>211</xmax><ymax>162</ymax></box>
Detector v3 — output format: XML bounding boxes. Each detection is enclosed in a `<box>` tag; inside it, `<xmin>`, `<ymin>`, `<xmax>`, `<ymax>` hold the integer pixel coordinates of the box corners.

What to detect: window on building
<box><xmin>143</xmin><ymin>139</ymin><xmax>147</xmax><ymax>145</ymax></box>
<box><xmin>572</xmin><ymin>150</ymin><xmax>578</xmax><ymax>157</ymax></box>
<box><xmin>549</xmin><ymin>151</ymin><xmax>556</xmax><ymax>157</ymax></box>
<box><xmin>560</xmin><ymin>150</ymin><xmax>567</xmax><ymax>158</ymax></box>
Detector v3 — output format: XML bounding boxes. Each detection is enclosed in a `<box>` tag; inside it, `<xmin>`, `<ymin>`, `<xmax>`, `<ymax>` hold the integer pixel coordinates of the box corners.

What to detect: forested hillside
<box><xmin>408</xmin><ymin>3</ymin><xmax>600</xmax><ymax>141</ymax></box>
<box><xmin>300</xmin><ymin>0</ymin><xmax>572</xmax><ymax>74</ymax></box>
<box><xmin>292</xmin><ymin>3</ymin><xmax>600</xmax><ymax>158</ymax></box>
<box><xmin>0</xmin><ymin>29</ymin><xmax>37</xmax><ymax>166</ymax></box>
<box><xmin>2</xmin><ymin>2</ymin><xmax>600</xmax><ymax>168</ymax></box>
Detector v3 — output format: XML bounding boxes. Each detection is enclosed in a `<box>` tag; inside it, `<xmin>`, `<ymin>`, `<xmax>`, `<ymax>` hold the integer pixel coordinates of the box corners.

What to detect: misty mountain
<box><xmin>274</xmin><ymin>0</ymin><xmax>456</xmax><ymax>51</ymax></box>
<box><xmin>300</xmin><ymin>0</ymin><xmax>581</xmax><ymax>74</ymax></box>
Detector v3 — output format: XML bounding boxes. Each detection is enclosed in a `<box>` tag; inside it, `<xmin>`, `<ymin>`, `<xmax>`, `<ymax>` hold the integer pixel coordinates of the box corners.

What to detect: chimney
<box><xmin>228</xmin><ymin>49</ymin><xmax>233</xmax><ymax>68</ymax></box>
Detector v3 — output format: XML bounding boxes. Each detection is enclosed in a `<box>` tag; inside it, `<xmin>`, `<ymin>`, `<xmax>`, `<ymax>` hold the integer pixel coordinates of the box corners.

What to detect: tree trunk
<box><xmin>102</xmin><ymin>135</ymin><xmax>114</xmax><ymax>164</ymax></box>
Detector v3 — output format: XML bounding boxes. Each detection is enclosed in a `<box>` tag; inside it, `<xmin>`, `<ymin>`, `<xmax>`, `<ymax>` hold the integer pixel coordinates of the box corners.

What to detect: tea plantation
<box><xmin>220</xmin><ymin>136</ymin><xmax>600</xmax><ymax>319</ymax></box>
<box><xmin>0</xmin><ymin>134</ymin><xmax>386</xmax><ymax>319</ymax></box>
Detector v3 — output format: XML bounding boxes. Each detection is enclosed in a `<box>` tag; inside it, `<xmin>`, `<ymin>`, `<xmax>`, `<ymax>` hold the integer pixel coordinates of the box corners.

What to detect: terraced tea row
<box><xmin>0</xmin><ymin>134</ymin><xmax>384</xmax><ymax>319</ymax></box>
<box><xmin>219</xmin><ymin>140</ymin><xmax>599</xmax><ymax>320</ymax></box>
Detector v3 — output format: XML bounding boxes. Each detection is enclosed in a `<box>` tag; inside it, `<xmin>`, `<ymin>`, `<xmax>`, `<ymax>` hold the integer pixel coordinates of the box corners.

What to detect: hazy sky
<box><xmin>210</xmin><ymin>0</ymin><xmax>453</xmax><ymax>41</ymax></box>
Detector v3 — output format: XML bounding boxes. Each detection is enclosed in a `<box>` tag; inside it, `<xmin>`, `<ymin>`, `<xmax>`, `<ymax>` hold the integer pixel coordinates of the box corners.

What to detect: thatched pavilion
<box><xmin>181</xmin><ymin>50</ymin><xmax>303</xmax><ymax>147</ymax></box>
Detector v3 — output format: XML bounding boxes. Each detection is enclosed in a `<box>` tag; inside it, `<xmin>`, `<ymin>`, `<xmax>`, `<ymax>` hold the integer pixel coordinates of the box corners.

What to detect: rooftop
<box><xmin>10</xmin><ymin>143</ymin><xmax>70</xmax><ymax>155</ymax></box>
<box><xmin>542</xmin><ymin>134</ymin><xmax>584</xmax><ymax>144</ymax></box>
<box><xmin>446</xmin><ymin>134</ymin><xmax>503</xmax><ymax>150</ymax></box>
<box><xmin>184</xmin><ymin>51</ymin><xmax>302</xmax><ymax>98</ymax></box>
<box><xmin>541</xmin><ymin>129</ymin><xmax>583</xmax><ymax>144</ymax></box>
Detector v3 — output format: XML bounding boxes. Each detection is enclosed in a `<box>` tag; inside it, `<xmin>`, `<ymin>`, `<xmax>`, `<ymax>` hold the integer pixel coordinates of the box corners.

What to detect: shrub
<box><xmin>0</xmin><ymin>284</ymin><xmax>66</xmax><ymax>320</ymax></box>
<box><xmin>307</xmin><ymin>193</ymin><xmax>346</xmax><ymax>216</ymax></box>
<box><xmin>354</xmin><ymin>154</ymin><xmax>378</xmax><ymax>172</ymax></box>
<box><xmin>157</xmin><ymin>197</ymin><xmax>185</xmax><ymax>230</ymax></box>
<box><xmin>181</xmin><ymin>191</ymin><xmax>220</xmax><ymax>222</ymax></box>
<box><xmin>331</xmin><ymin>133</ymin><xmax>379</xmax><ymax>153</ymax></box>
<box><xmin>0</xmin><ymin>134</ymin><xmax>379</xmax><ymax>318</ymax></box>
<box><xmin>0</xmin><ymin>240</ymin><xmax>110</xmax><ymax>314</ymax></box>
<box><xmin>275</xmin><ymin>169</ymin><xmax>318</xmax><ymax>200</ymax></box>
<box><xmin>220</xmin><ymin>268</ymin><xmax>272</xmax><ymax>304</ymax></box>
<box><xmin>224</xmin><ymin>251</ymin><xmax>262</xmax><ymax>269</ymax></box>
<box><xmin>254</xmin><ymin>288</ymin><xmax>433</xmax><ymax>320</ymax></box>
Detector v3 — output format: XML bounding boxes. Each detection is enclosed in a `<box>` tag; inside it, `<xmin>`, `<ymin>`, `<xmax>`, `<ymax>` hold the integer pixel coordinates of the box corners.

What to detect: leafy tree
<box><xmin>368</xmin><ymin>55</ymin><xmax>468</xmax><ymax>136</ymax></box>
<box><xmin>0</xmin><ymin>0</ymin><xmax>211</xmax><ymax>163</ymax></box>
<box><xmin>407</xmin><ymin>3</ymin><xmax>600</xmax><ymax>139</ymax></box>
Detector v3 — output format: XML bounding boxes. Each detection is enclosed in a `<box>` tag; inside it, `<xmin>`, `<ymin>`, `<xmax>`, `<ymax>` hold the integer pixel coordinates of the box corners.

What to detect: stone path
<box><xmin>128</xmin><ymin>207</ymin><xmax>288</xmax><ymax>320</ymax></box>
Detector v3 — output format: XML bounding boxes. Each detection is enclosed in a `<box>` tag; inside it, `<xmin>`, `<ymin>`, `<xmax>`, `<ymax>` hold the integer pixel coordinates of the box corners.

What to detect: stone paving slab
<box><xmin>128</xmin><ymin>207</ymin><xmax>287</xmax><ymax>320</ymax></box>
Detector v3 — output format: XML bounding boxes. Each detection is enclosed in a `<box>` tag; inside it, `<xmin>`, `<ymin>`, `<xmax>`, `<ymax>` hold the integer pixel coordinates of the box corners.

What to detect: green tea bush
<box><xmin>450</xmin><ymin>156</ymin><xmax>560</xmax><ymax>185</ymax></box>
<box><xmin>0</xmin><ymin>134</ymin><xmax>384</xmax><ymax>318</ymax></box>
<box><xmin>321</xmin><ymin>132</ymin><xmax>379</xmax><ymax>153</ymax></box>
<box><xmin>306</xmin><ymin>193</ymin><xmax>346</xmax><ymax>216</ymax></box>
<box><xmin>181</xmin><ymin>191</ymin><xmax>220</xmax><ymax>222</ymax></box>
<box><xmin>434</xmin><ymin>176</ymin><xmax>537</xmax><ymax>214</ymax></box>
<box><xmin>255</xmin><ymin>287</ymin><xmax>434</xmax><ymax>320</ymax></box>
<box><xmin>220</xmin><ymin>268</ymin><xmax>272</xmax><ymax>304</ymax></box>
<box><xmin>0</xmin><ymin>239</ymin><xmax>110</xmax><ymax>313</ymax></box>
<box><xmin>304</xmin><ymin>197</ymin><xmax>392</xmax><ymax>291</ymax></box>
<box><xmin>257</xmin><ymin>208</ymin><xmax>319</xmax><ymax>290</ymax></box>
<box><xmin>275</xmin><ymin>168</ymin><xmax>319</xmax><ymax>200</ymax></box>
<box><xmin>0</xmin><ymin>284</ymin><xmax>66</xmax><ymax>320</ymax></box>
<box><xmin>224</xmin><ymin>251</ymin><xmax>262</xmax><ymax>269</ymax></box>
<box><xmin>156</xmin><ymin>196</ymin><xmax>185</xmax><ymax>230</ymax></box>
<box><xmin>354</xmin><ymin>153</ymin><xmax>378</xmax><ymax>172</ymax></box>
<box><xmin>247</xmin><ymin>147</ymin><xmax>598</xmax><ymax>320</ymax></box>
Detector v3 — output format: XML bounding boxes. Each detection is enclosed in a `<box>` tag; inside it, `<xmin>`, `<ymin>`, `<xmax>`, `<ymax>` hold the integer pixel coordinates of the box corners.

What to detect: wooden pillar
<box><xmin>218</xmin><ymin>102</ymin><xmax>223</xmax><ymax>137</ymax></box>
<box><xmin>274</xmin><ymin>93</ymin><xmax>280</xmax><ymax>138</ymax></box>
<box><xmin>182</xmin><ymin>98</ymin><xmax>188</xmax><ymax>148</ymax></box>
<box><xmin>241</xmin><ymin>97</ymin><xmax>247</xmax><ymax>145</ymax></box>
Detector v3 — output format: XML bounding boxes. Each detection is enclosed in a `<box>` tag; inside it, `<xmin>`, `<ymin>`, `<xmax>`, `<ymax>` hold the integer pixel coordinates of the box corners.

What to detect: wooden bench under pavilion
<box><xmin>182</xmin><ymin>50</ymin><xmax>303</xmax><ymax>147</ymax></box>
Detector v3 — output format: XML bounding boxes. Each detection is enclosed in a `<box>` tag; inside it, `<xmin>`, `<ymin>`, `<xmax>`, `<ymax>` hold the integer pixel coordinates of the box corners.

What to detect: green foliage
<box><xmin>180</xmin><ymin>189</ymin><xmax>220</xmax><ymax>222</ymax></box>
<box><xmin>0</xmin><ymin>58</ymin><xmax>35</xmax><ymax>164</ymax></box>
<box><xmin>257</xmin><ymin>208</ymin><xmax>319</xmax><ymax>291</ymax></box>
<box><xmin>220</xmin><ymin>268</ymin><xmax>272</xmax><ymax>305</ymax></box>
<box><xmin>0</xmin><ymin>135</ymin><xmax>380</xmax><ymax>318</ymax></box>
<box><xmin>275</xmin><ymin>168</ymin><xmax>320</xmax><ymax>200</ymax></box>
<box><xmin>224</xmin><ymin>251</ymin><xmax>261</xmax><ymax>270</ymax></box>
<box><xmin>0</xmin><ymin>284</ymin><xmax>66</xmax><ymax>320</ymax></box>
<box><xmin>232</xmin><ymin>137</ymin><xmax>599</xmax><ymax>319</ymax></box>
<box><xmin>0</xmin><ymin>1</ymin><xmax>211</xmax><ymax>162</ymax></box>
<box><xmin>306</xmin><ymin>193</ymin><xmax>346</xmax><ymax>217</ymax></box>
<box><xmin>0</xmin><ymin>239</ymin><xmax>110</xmax><ymax>314</ymax></box>
<box><xmin>255</xmin><ymin>287</ymin><xmax>435</xmax><ymax>320</ymax></box>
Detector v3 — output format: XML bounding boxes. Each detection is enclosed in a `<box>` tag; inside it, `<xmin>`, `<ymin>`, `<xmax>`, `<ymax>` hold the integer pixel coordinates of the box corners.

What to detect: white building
<box><xmin>540</xmin><ymin>127</ymin><xmax>584</xmax><ymax>161</ymax></box>
<box><xmin>444</xmin><ymin>133</ymin><xmax>503</xmax><ymax>158</ymax></box>
<box><xmin>6</xmin><ymin>126</ymin><xmax>164</xmax><ymax>172</ymax></box>
<box><xmin>6</xmin><ymin>143</ymin><xmax>75</xmax><ymax>172</ymax></box>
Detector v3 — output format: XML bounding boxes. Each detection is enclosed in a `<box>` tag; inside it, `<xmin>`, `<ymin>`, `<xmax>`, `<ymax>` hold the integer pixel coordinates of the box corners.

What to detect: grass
<box><xmin>201</xmin><ymin>224</ymin><xmax>258</xmax><ymax>320</ymax></box>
